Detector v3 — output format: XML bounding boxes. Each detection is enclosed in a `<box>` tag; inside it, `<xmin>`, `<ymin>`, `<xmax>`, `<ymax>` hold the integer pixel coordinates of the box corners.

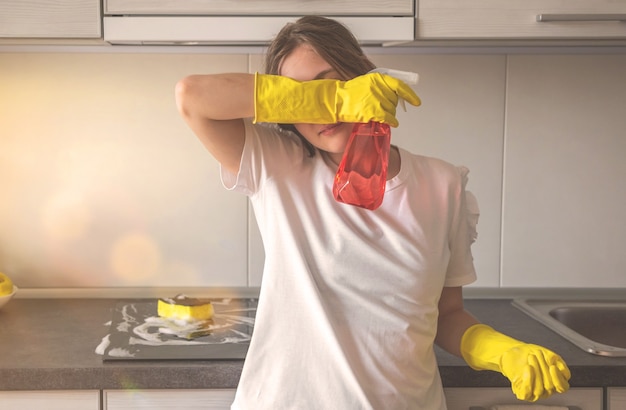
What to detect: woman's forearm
<box><xmin>175</xmin><ymin>73</ymin><xmax>255</xmax><ymax>121</ymax></box>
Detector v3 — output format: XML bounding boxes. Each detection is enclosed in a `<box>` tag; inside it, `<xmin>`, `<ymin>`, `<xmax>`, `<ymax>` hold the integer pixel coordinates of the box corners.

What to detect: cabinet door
<box><xmin>0</xmin><ymin>0</ymin><xmax>101</xmax><ymax>38</ymax></box>
<box><xmin>609</xmin><ymin>388</ymin><xmax>626</xmax><ymax>410</ymax></box>
<box><xmin>444</xmin><ymin>387</ymin><xmax>602</xmax><ymax>410</ymax></box>
<box><xmin>501</xmin><ymin>54</ymin><xmax>626</xmax><ymax>288</ymax></box>
<box><xmin>105</xmin><ymin>0</ymin><xmax>413</xmax><ymax>16</ymax></box>
<box><xmin>104</xmin><ymin>389</ymin><xmax>236</xmax><ymax>410</ymax></box>
<box><xmin>418</xmin><ymin>0</ymin><xmax>626</xmax><ymax>39</ymax></box>
<box><xmin>0</xmin><ymin>390</ymin><xmax>100</xmax><ymax>410</ymax></box>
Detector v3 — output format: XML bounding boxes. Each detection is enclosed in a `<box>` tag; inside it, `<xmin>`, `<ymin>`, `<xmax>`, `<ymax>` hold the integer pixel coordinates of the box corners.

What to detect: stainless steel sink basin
<box><xmin>513</xmin><ymin>298</ymin><xmax>626</xmax><ymax>357</ymax></box>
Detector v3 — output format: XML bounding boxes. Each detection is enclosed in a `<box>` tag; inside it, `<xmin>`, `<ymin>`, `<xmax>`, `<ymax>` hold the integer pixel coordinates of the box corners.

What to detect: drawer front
<box><xmin>0</xmin><ymin>390</ymin><xmax>100</xmax><ymax>410</ymax></box>
<box><xmin>609</xmin><ymin>387</ymin><xmax>626</xmax><ymax>410</ymax></box>
<box><xmin>444</xmin><ymin>387</ymin><xmax>603</xmax><ymax>410</ymax></box>
<box><xmin>0</xmin><ymin>0</ymin><xmax>101</xmax><ymax>38</ymax></box>
<box><xmin>104</xmin><ymin>389</ymin><xmax>236</xmax><ymax>410</ymax></box>
<box><xmin>105</xmin><ymin>0</ymin><xmax>414</xmax><ymax>16</ymax></box>
<box><xmin>418</xmin><ymin>0</ymin><xmax>626</xmax><ymax>39</ymax></box>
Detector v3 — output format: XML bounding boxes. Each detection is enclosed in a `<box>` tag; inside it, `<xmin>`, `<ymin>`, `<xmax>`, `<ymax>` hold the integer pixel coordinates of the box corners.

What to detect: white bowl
<box><xmin>0</xmin><ymin>285</ymin><xmax>18</xmax><ymax>310</ymax></box>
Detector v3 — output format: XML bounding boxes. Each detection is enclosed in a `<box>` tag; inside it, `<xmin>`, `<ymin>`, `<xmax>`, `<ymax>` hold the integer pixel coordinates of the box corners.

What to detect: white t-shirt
<box><xmin>223</xmin><ymin>121</ymin><xmax>478</xmax><ymax>410</ymax></box>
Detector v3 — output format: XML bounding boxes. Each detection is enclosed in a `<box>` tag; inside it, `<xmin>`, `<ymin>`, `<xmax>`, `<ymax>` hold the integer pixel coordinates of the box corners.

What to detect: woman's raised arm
<box><xmin>175</xmin><ymin>73</ymin><xmax>255</xmax><ymax>175</ymax></box>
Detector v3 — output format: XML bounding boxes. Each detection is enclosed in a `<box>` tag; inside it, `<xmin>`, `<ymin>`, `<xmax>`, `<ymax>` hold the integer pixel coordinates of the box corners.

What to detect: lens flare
<box><xmin>41</xmin><ymin>190</ymin><xmax>91</xmax><ymax>241</ymax></box>
<box><xmin>110</xmin><ymin>232</ymin><xmax>161</xmax><ymax>282</ymax></box>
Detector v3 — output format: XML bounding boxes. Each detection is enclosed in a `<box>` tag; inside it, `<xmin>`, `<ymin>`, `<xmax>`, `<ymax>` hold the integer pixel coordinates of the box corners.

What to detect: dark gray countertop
<box><xmin>0</xmin><ymin>298</ymin><xmax>624</xmax><ymax>391</ymax></box>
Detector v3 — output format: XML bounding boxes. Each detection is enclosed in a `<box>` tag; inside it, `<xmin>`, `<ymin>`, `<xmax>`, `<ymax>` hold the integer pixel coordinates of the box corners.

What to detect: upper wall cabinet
<box><xmin>417</xmin><ymin>0</ymin><xmax>626</xmax><ymax>39</ymax></box>
<box><xmin>103</xmin><ymin>1</ymin><xmax>415</xmax><ymax>45</ymax></box>
<box><xmin>105</xmin><ymin>0</ymin><xmax>413</xmax><ymax>16</ymax></box>
<box><xmin>0</xmin><ymin>0</ymin><xmax>101</xmax><ymax>39</ymax></box>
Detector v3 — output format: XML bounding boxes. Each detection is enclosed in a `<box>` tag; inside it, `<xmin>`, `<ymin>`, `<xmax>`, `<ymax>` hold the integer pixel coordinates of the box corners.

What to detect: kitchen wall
<box><xmin>1</xmin><ymin>47</ymin><xmax>624</xmax><ymax>292</ymax></box>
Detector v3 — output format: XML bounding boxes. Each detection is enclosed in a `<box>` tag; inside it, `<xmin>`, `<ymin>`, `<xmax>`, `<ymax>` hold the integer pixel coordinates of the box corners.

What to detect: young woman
<box><xmin>176</xmin><ymin>15</ymin><xmax>570</xmax><ymax>410</ymax></box>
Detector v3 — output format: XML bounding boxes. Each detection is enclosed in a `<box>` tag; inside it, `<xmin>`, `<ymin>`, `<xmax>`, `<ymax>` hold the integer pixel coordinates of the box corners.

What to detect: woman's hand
<box><xmin>461</xmin><ymin>324</ymin><xmax>571</xmax><ymax>402</ymax></box>
<box><xmin>336</xmin><ymin>73</ymin><xmax>421</xmax><ymax>126</ymax></box>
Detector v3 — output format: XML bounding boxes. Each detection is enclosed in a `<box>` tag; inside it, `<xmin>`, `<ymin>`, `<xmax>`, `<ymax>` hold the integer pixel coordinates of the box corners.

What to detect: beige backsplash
<box><xmin>1</xmin><ymin>49</ymin><xmax>625</xmax><ymax>291</ymax></box>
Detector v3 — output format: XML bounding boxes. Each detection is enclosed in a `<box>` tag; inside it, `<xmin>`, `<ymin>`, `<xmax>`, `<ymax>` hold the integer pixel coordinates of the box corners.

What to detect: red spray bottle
<box><xmin>332</xmin><ymin>68</ymin><xmax>419</xmax><ymax>210</ymax></box>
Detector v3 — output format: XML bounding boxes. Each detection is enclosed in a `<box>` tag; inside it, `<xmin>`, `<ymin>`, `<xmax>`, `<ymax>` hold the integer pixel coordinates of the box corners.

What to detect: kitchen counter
<box><xmin>0</xmin><ymin>298</ymin><xmax>625</xmax><ymax>391</ymax></box>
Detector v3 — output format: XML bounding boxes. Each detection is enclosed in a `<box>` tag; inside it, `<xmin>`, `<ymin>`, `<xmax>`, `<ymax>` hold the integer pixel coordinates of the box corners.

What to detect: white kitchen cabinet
<box><xmin>444</xmin><ymin>387</ymin><xmax>603</xmax><ymax>410</ymax></box>
<box><xmin>0</xmin><ymin>390</ymin><xmax>100</xmax><ymax>410</ymax></box>
<box><xmin>501</xmin><ymin>54</ymin><xmax>626</xmax><ymax>288</ymax></box>
<box><xmin>0</xmin><ymin>0</ymin><xmax>101</xmax><ymax>38</ymax></box>
<box><xmin>104</xmin><ymin>389</ymin><xmax>236</xmax><ymax>410</ymax></box>
<box><xmin>417</xmin><ymin>0</ymin><xmax>626</xmax><ymax>39</ymax></box>
<box><xmin>102</xmin><ymin>0</ymin><xmax>414</xmax><ymax>45</ymax></box>
<box><xmin>105</xmin><ymin>0</ymin><xmax>413</xmax><ymax>16</ymax></box>
<box><xmin>609</xmin><ymin>388</ymin><xmax>626</xmax><ymax>410</ymax></box>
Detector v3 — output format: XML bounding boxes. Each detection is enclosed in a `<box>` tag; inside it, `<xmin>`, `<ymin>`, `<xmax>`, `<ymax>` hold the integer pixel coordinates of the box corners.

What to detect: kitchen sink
<box><xmin>512</xmin><ymin>298</ymin><xmax>626</xmax><ymax>357</ymax></box>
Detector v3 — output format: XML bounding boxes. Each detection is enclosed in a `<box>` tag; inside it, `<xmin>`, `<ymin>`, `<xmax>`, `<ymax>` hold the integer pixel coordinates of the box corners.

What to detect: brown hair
<box><xmin>264</xmin><ymin>16</ymin><xmax>377</xmax><ymax>156</ymax></box>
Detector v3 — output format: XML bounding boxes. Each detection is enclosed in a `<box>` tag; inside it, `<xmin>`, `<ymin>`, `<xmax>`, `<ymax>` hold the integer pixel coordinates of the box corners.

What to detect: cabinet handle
<box><xmin>537</xmin><ymin>13</ymin><xmax>626</xmax><ymax>22</ymax></box>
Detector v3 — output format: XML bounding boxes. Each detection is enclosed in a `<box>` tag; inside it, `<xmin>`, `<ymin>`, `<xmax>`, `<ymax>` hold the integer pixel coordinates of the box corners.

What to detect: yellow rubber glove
<box><xmin>254</xmin><ymin>72</ymin><xmax>421</xmax><ymax>126</ymax></box>
<box><xmin>461</xmin><ymin>324</ymin><xmax>571</xmax><ymax>402</ymax></box>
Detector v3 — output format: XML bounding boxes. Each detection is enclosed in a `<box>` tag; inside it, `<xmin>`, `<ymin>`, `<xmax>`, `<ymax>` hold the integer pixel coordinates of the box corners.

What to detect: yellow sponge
<box><xmin>157</xmin><ymin>295</ymin><xmax>214</xmax><ymax>321</ymax></box>
<box><xmin>0</xmin><ymin>272</ymin><xmax>14</xmax><ymax>296</ymax></box>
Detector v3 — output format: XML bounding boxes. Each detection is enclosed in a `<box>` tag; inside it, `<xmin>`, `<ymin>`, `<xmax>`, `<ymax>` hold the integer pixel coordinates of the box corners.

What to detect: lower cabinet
<box><xmin>104</xmin><ymin>389</ymin><xmax>236</xmax><ymax>410</ymax></box>
<box><xmin>609</xmin><ymin>387</ymin><xmax>626</xmax><ymax>410</ymax></box>
<box><xmin>444</xmin><ymin>387</ymin><xmax>603</xmax><ymax>410</ymax></box>
<box><xmin>0</xmin><ymin>387</ymin><xmax>613</xmax><ymax>409</ymax></box>
<box><xmin>0</xmin><ymin>390</ymin><xmax>100</xmax><ymax>410</ymax></box>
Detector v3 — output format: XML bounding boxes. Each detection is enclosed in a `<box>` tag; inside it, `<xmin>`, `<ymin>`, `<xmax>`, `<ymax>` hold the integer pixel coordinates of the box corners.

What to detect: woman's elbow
<box><xmin>175</xmin><ymin>76</ymin><xmax>196</xmax><ymax>118</ymax></box>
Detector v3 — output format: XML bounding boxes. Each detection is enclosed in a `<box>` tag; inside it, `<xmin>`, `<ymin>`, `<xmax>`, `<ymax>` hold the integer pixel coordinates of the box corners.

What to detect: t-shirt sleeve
<box><xmin>220</xmin><ymin>120</ymin><xmax>304</xmax><ymax>197</ymax></box>
<box><xmin>220</xmin><ymin>120</ymin><xmax>260</xmax><ymax>196</ymax></box>
<box><xmin>444</xmin><ymin>166</ymin><xmax>479</xmax><ymax>287</ymax></box>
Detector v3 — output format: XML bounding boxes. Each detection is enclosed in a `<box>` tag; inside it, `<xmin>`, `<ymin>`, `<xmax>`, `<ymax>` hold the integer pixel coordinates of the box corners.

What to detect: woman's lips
<box><xmin>318</xmin><ymin>123</ymin><xmax>343</xmax><ymax>135</ymax></box>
